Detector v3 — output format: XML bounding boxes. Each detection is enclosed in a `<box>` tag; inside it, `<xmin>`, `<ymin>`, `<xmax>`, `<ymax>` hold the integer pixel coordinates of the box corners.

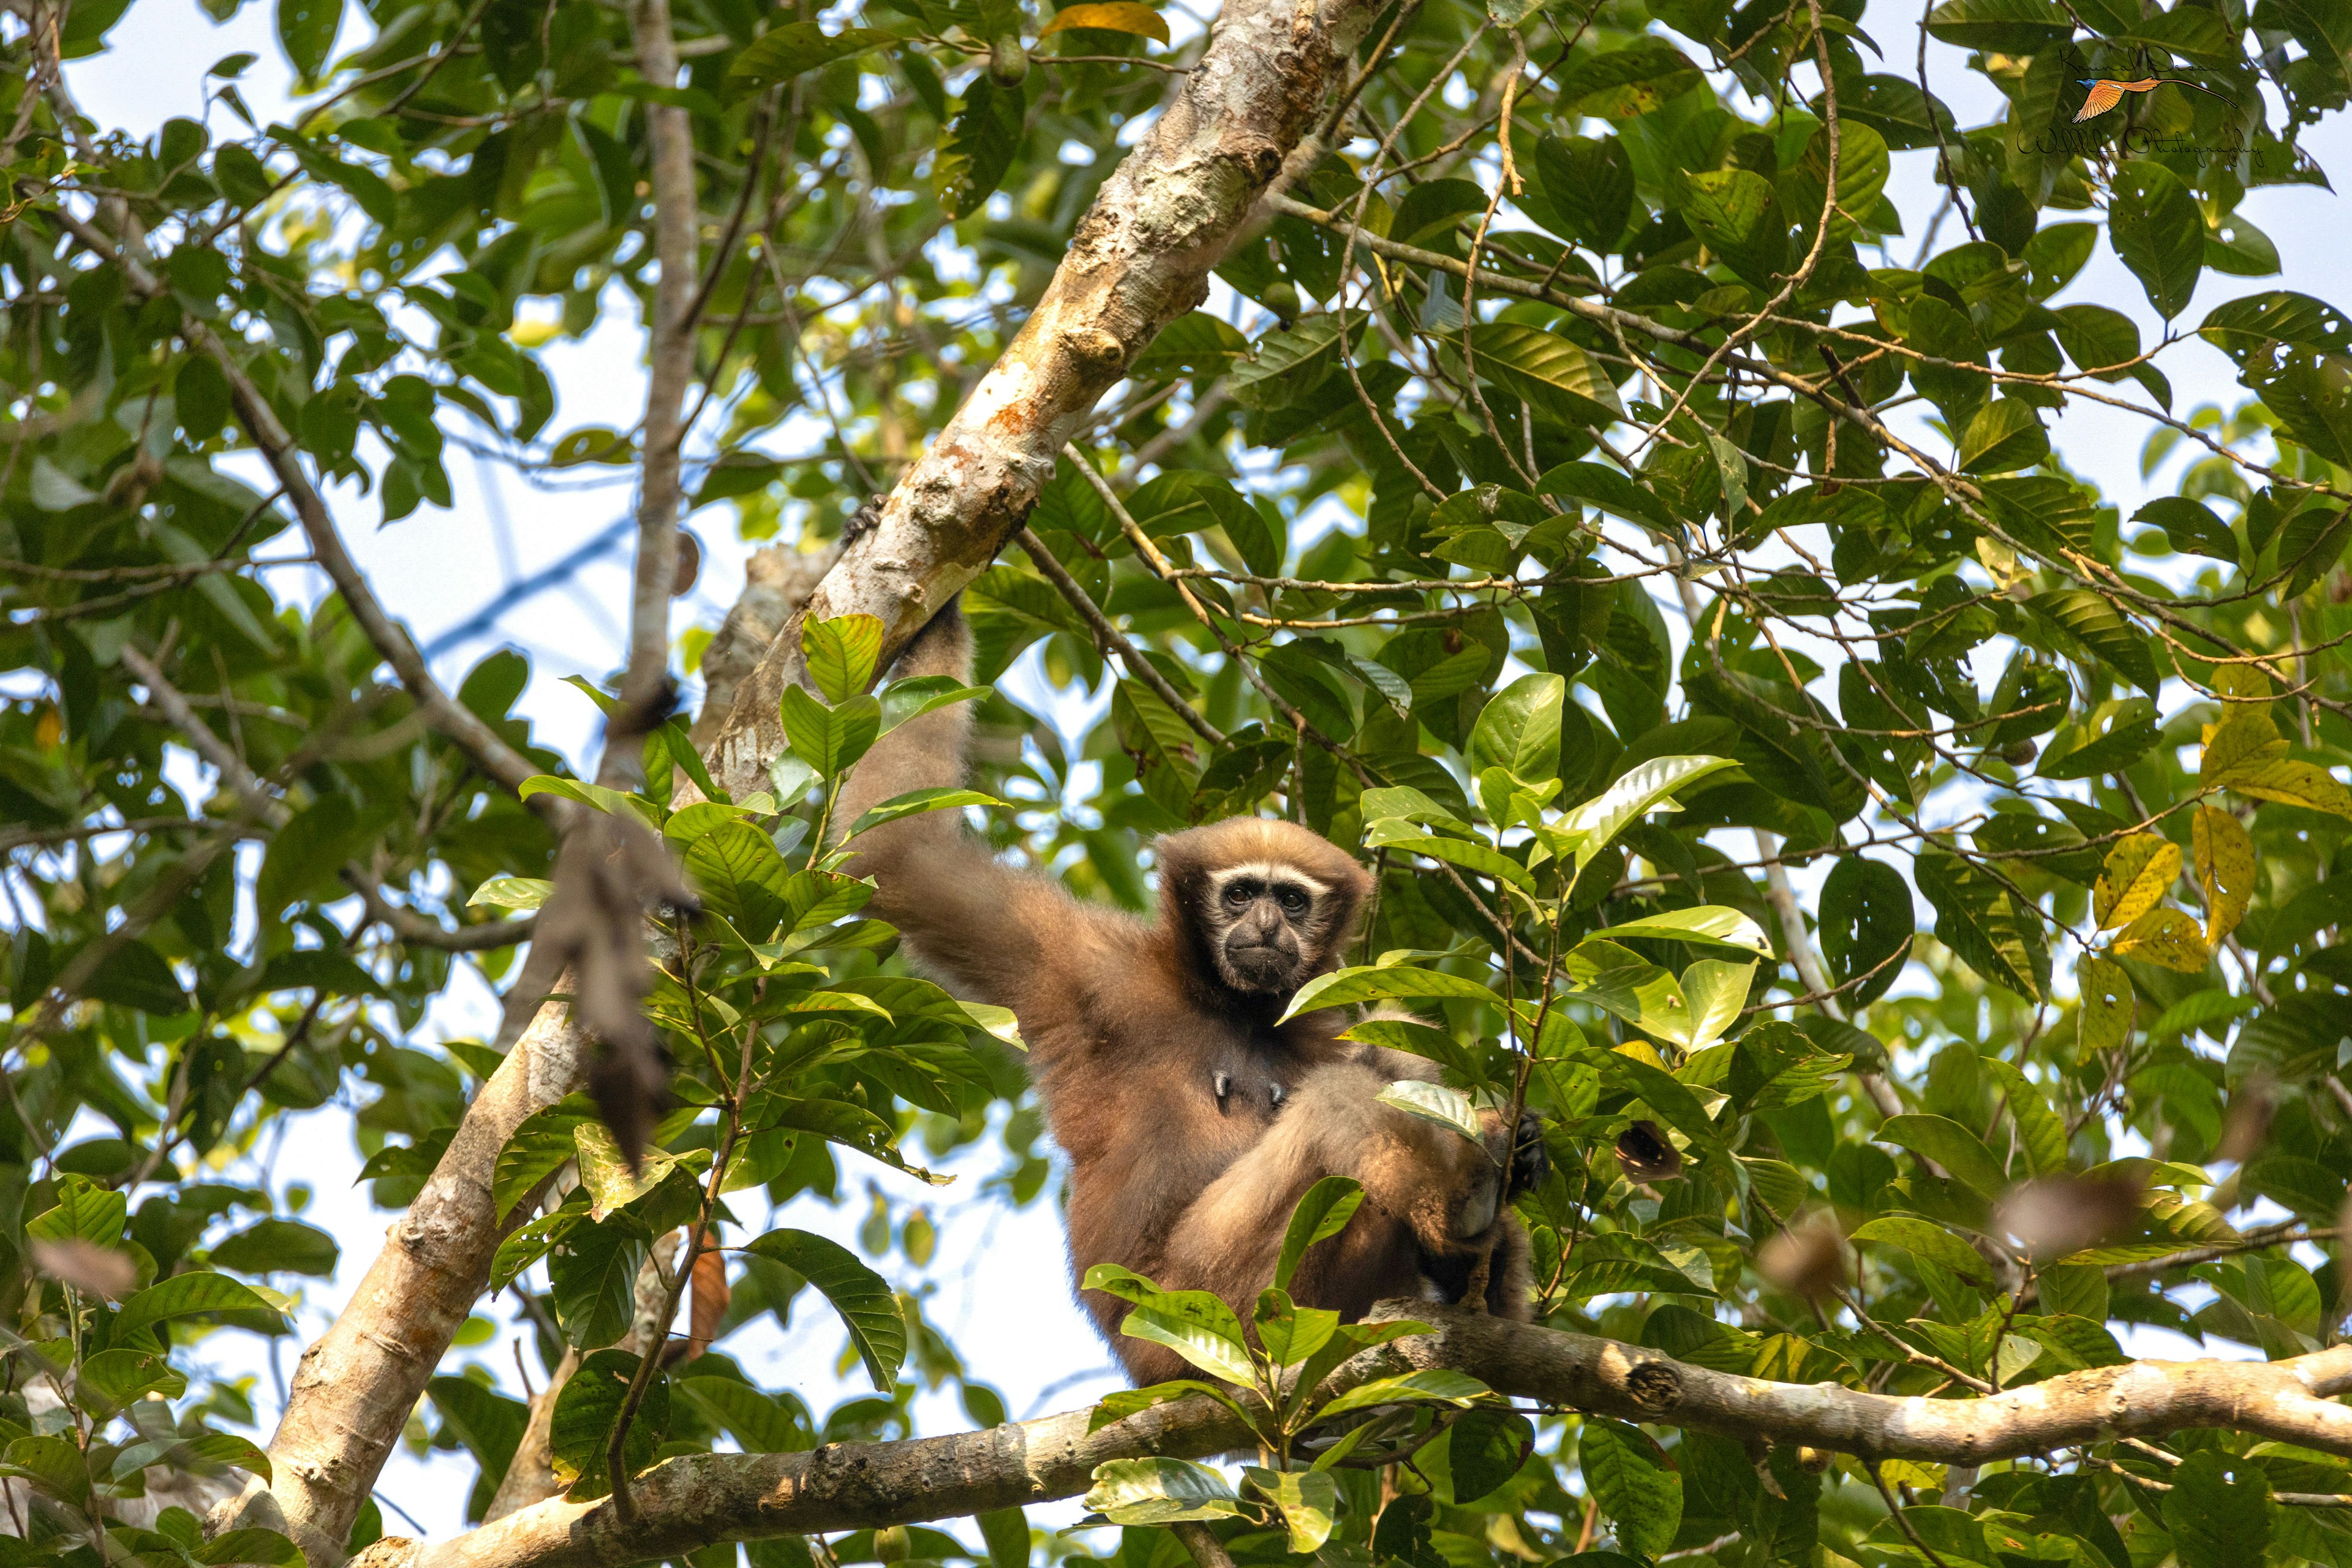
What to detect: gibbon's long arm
<box><xmin>831</xmin><ymin>603</ymin><xmax>1117</xmax><ymax>1015</ymax></box>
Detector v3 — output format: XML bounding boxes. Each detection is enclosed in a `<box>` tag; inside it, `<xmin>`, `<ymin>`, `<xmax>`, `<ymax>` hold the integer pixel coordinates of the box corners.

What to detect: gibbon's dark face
<box><xmin>1202</xmin><ymin>860</ymin><xmax>1343</xmax><ymax>995</ymax></box>
<box><xmin>1157</xmin><ymin>817</ymin><xmax>1374</xmax><ymax>1003</ymax></box>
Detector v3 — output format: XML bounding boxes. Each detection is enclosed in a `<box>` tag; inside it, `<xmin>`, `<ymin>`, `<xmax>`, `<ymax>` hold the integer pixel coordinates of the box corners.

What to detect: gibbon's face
<box><xmin>1202</xmin><ymin>861</ymin><xmax>1339</xmax><ymax>995</ymax></box>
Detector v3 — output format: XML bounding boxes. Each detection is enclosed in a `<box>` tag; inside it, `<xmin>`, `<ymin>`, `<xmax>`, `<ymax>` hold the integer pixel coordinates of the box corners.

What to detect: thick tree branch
<box><xmin>701</xmin><ymin>0</ymin><xmax>1384</xmax><ymax>797</ymax></box>
<box><xmin>353</xmin><ymin>1306</ymin><xmax>2352</xmax><ymax>1568</ymax></box>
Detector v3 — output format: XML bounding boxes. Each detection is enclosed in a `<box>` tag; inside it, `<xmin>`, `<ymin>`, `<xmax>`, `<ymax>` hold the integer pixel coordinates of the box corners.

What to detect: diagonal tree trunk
<box><xmin>701</xmin><ymin>0</ymin><xmax>1381</xmax><ymax>800</ymax></box>
<box><xmin>225</xmin><ymin>0</ymin><xmax>1382</xmax><ymax>1556</ymax></box>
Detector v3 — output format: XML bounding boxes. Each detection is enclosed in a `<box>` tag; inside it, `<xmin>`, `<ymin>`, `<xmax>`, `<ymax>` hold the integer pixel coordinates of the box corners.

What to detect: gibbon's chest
<box><xmin>1199</xmin><ymin>1027</ymin><xmax>1334</xmax><ymax>1126</ymax></box>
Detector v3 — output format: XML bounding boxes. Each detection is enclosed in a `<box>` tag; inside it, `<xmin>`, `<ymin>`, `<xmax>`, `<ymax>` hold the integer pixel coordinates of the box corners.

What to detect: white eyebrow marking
<box><xmin>1211</xmin><ymin>861</ymin><xmax>1333</xmax><ymax>897</ymax></box>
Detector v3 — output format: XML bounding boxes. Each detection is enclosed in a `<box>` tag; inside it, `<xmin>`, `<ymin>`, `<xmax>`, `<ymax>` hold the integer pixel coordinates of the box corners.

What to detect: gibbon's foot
<box><xmin>1506</xmin><ymin>1112</ymin><xmax>1550</xmax><ymax>1199</ymax></box>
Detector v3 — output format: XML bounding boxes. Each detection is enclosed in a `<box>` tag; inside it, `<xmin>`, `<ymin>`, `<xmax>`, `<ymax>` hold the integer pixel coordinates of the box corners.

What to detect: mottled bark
<box><xmin>702</xmin><ymin>0</ymin><xmax>1382</xmax><ymax>799</ymax></box>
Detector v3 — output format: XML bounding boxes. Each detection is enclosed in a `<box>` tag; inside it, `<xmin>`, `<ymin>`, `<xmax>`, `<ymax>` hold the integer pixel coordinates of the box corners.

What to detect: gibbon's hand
<box><xmin>1506</xmin><ymin>1112</ymin><xmax>1550</xmax><ymax>1199</ymax></box>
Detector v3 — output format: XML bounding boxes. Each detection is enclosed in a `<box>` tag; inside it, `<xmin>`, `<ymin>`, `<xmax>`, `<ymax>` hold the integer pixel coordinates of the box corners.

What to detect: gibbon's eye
<box><xmin>1224</xmin><ymin>882</ymin><xmax>1256</xmax><ymax>907</ymax></box>
<box><xmin>1276</xmin><ymin>888</ymin><xmax>1310</xmax><ymax>917</ymax></box>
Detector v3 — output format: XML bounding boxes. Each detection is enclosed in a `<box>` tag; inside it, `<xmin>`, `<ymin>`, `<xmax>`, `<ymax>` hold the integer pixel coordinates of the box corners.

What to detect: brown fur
<box><xmin>834</xmin><ymin>604</ymin><xmax>1536</xmax><ymax>1384</ymax></box>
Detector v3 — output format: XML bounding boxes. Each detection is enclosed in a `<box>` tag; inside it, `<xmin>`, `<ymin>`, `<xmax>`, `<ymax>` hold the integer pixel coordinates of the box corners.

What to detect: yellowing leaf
<box><xmin>2077</xmin><ymin>955</ymin><xmax>2133</xmax><ymax>1054</ymax></box>
<box><xmin>2109</xmin><ymin>907</ymin><xmax>2211</xmax><ymax>973</ymax></box>
<box><xmin>2201</xmin><ymin>699</ymin><xmax>2286</xmax><ymax>785</ymax></box>
<box><xmin>2217</xmin><ymin>757</ymin><xmax>2352</xmax><ymax>819</ymax></box>
<box><xmin>2192</xmin><ymin>804</ymin><xmax>2256</xmax><ymax>945</ymax></box>
<box><xmin>1039</xmin><ymin>2</ymin><xmax>1171</xmax><ymax>40</ymax></box>
<box><xmin>2094</xmin><ymin>833</ymin><xmax>2180</xmax><ymax>930</ymax></box>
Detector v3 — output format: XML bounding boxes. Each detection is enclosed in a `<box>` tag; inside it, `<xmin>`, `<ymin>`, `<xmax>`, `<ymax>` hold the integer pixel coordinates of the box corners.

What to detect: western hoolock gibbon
<box><xmin>833</xmin><ymin>603</ymin><xmax>1545</xmax><ymax>1384</ymax></box>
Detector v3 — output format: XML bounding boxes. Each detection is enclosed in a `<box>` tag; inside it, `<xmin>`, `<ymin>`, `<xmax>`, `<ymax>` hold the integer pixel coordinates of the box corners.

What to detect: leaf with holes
<box><xmin>2193</xmin><ymin>805</ymin><xmax>2256</xmax><ymax>945</ymax></box>
<box><xmin>937</xmin><ymin>77</ymin><xmax>1025</xmax><ymax>220</ymax></box>
<box><xmin>2078</xmin><ymin>955</ymin><xmax>2135</xmax><ymax>1054</ymax></box>
<box><xmin>2110</xmin><ymin>907</ymin><xmax>2211</xmax><ymax>973</ymax></box>
<box><xmin>2094</xmin><ymin>834</ymin><xmax>2181</xmax><ymax>930</ymax></box>
<box><xmin>1915</xmin><ymin>850</ymin><xmax>2049</xmax><ymax>1001</ymax></box>
<box><xmin>1819</xmin><ymin>857</ymin><xmax>1912</xmax><ymax>1006</ymax></box>
<box><xmin>2110</xmin><ymin>161</ymin><xmax>2205</xmax><ymax>320</ymax></box>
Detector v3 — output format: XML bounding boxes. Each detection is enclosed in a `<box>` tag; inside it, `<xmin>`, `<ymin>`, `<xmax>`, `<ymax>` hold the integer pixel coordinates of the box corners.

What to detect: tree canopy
<box><xmin>8</xmin><ymin>0</ymin><xmax>2352</xmax><ymax>1565</ymax></box>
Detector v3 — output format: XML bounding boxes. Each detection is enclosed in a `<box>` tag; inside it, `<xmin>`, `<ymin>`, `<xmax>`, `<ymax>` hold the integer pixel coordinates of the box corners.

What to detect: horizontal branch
<box><xmin>371</xmin><ymin>1306</ymin><xmax>2352</xmax><ymax>1568</ymax></box>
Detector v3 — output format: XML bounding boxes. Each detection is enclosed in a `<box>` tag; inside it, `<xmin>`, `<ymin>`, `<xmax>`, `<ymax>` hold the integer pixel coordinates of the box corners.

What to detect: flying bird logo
<box><xmin>2073</xmin><ymin>74</ymin><xmax>2236</xmax><ymax>121</ymax></box>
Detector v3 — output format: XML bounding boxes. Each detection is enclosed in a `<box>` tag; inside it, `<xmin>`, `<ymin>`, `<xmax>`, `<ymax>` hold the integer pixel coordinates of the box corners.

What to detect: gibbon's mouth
<box><xmin>1223</xmin><ymin>940</ymin><xmax>1301</xmax><ymax>989</ymax></box>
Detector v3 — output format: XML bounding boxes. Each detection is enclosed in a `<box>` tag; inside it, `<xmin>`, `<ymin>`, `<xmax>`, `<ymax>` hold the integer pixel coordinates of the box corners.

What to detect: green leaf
<box><xmin>1310</xmin><ymin>1368</ymin><xmax>1487</xmax><ymax>1418</ymax></box>
<box><xmin>729</xmin><ymin>22</ymin><xmax>895</xmax><ymax>83</ymax></box>
<box><xmin>1469</xmin><ymin>323</ymin><xmax>1626</xmax><ymax>426</ymax></box>
<box><xmin>1876</xmin><ymin>1114</ymin><xmax>2012</xmax><ymax>1199</ymax></box>
<box><xmin>1375</xmin><ymin>1079</ymin><xmax>1484</xmax><ymax>1143</ymax></box>
<box><xmin>1558</xmin><ymin>755</ymin><xmax>1738</xmax><ymax>872</ymax></box>
<box><xmin>1446</xmin><ymin>1408</ymin><xmax>1534</xmax><ymax>1501</ymax></box>
<box><xmin>803</xmin><ymin>615</ymin><xmax>888</xmax><ymax>703</ymax></box>
<box><xmin>1275</xmin><ymin>1175</ymin><xmax>1364</xmax><ymax>1292</ymax></box>
<box><xmin>673</xmin><ymin>1376</ymin><xmax>810</xmax><ymax>1453</ymax></box>
<box><xmin>2133</xmin><ymin>496</ymin><xmax>2238</xmax><ymax>561</ymax></box>
<box><xmin>938</xmin><ymin>77</ymin><xmax>1025</xmax><ymax>220</ymax></box>
<box><xmin>1468</xmin><ymin>673</ymin><xmax>1567</xmax><ymax>784</ymax></box>
<box><xmin>746</xmin><ymin>1229</ymin><xmax>907</xmax><ymax>1391</ymax></box>
<box><xmin>843</xmin><ymin>787</ymin><xmax>1003</xmax><ymax>840</ymax></box>
<box><xmin>468</xmin><ymin>875</ymin><xmax>554</xmax><ymax>911</ymax></box>
<box><xmin>496</xmin><ymin>1102</ymin><xmax>590</xmax><ymax>1220</ymax></box>
<box><xmin>1242</xmin><ymin>1466</ymin><xmax>1338</xmax><ymax>1553</ymax></box>
<box><xmin>1924</xmin><ymin>0</ymin><xmax>2067</xmax><ymax>50</ymax></box>
<box><xmin>2163</xmin><ymin>1452</ymin><xmax>2272</xmax><ymax>1568</ymax></box>
<box><xmin>1115</xmin><ymin>1288</ymin><xmax>1258</xmax><ymax>1385</ymax></box>
<box><xmin>113</xmin><ymin>1271</ymin><xmax>283</xmax><ymax>1343</ymax></box>
<box><xmin>1279</xmin><ymin>962</ymin><xmax>1504</xmax><ymax>1022</ymax></box>
<box><xmin>2026</xmin><ymin>589</ymin><xmax>2160</xmax><ymax>693</ymax></box>
<box><xmin>1959</xmin><ymin>399</ymin><xmax>2049</xmax><ymax>475</ymax></box>
<box><xmin>1980</xmin><ymin>1059</ymin><xmax>2068</xmax><ymax>1178</ymax></box>
<box><xmin>276</xmin><ymin>0</ymin><xmax>344</xmax><ymax>77</ymax></box>
<box><xmin>1818</xmin><ymin>857</ymin><xmax>1912</xmax><ymax>1006</ymax></box>
<box><xmin>549</xmin><ymin>1215</ymin><xmax>649</xmax><ymax>1349</ymax></box>
<box><xmin>2109</xmin><ymin>161</ymin><xmax>2205</xmax><ymax>320</ymax></box>
<box><xmin>1580</xmin><ymin>1420</ymin><xmax>1683</xmax><ymax>1558</ymax></box>
<box><xmin>1253</xmin><ymin>1288</ymin><xmax>1339</xmax><ymax>1368</ymax></box>
<box><xmin>209</xmin><ymin>1217</ymin><xmax>339</xmax><ymax>1277</ymax></box>
<box><xmin>1915</xmin><ymin>849</ymin><xmax>2050</xmax><ymax>1001</ymax></box>
<box><xmin>28</xmin><ymin>1176</ymin><xmax>127</xmax><ymax>1246</ymax></box>
<box><xmin>1082</xmin><ymin>1458</ymin><xmax>1243</xmax><ymax>1526</ymax></box>
<box><xmin>1676</xmin><ymin>167</ymin><xmax>1787</xmax><ymax>285</ymax></box>
<box><xmin>1362</xmin><ymin>820</ymin><xmax>1534</xmax><ymax>889</ymax></box>
<box><xmin>546</xmin><ymin>1348</ymin><xmax>668</xmax><ymax>1499</ymax></box>
<box><xmin>1849</xmin><ymin>1215</ymin><xmax>1995</xmax><ymax>1286</ymax></box>
<box><xmin>777</xmin><ymin>687</ymin><xmax>882</xmax><ymax>778</ymax></box>
<box><xmin>81</xmin><ymin>938</ymin><xmax>191</xmax><ymax>1015</ymax></box>
<box><xmin>682</xmin><ymin>820</ymin><xmax>796</xmax><ymax>941</ymax></box>
<box><xmin>1597</xmin><ymin>905</ymin><xmax>1771</xmax><ymax>956</ymax></box>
